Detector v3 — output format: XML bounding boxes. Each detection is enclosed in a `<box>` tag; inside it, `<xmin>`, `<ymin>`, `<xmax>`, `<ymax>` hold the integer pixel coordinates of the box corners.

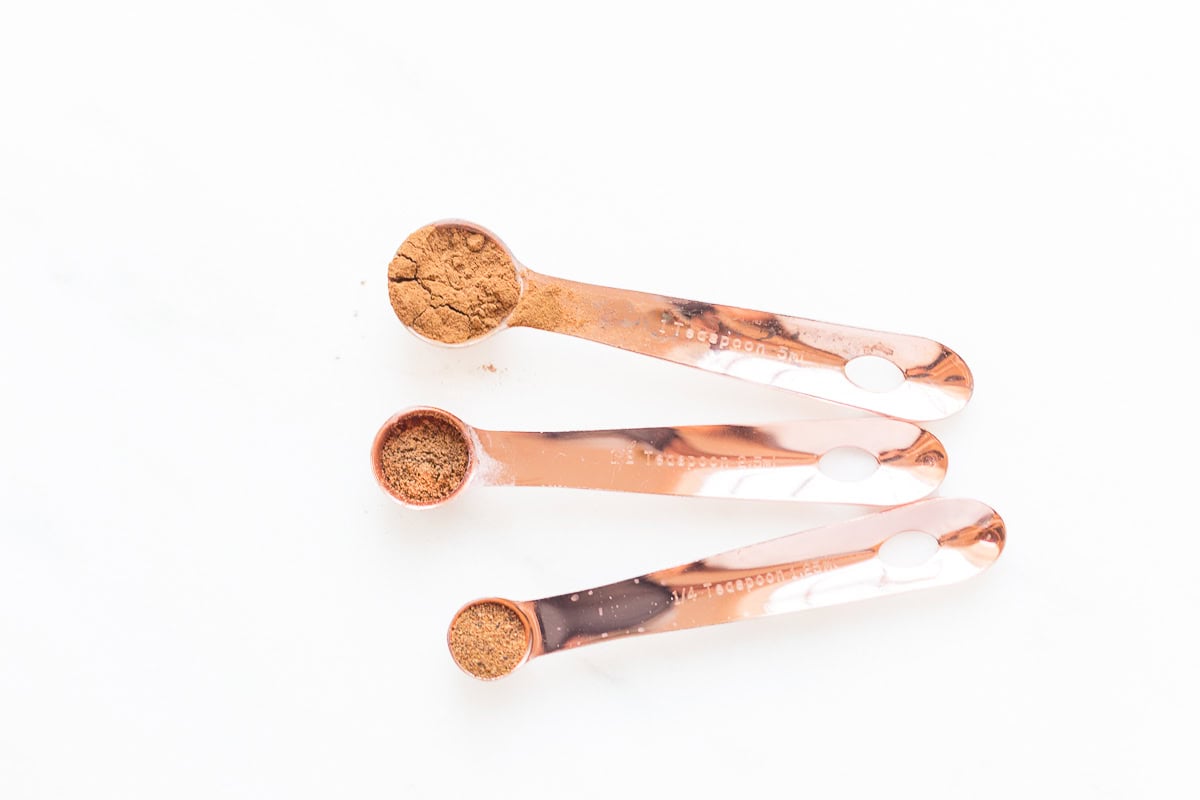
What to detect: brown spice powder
<box><xmin>388</xmin><ymin>223</ymin><xmax>521</xmax><ymax>344</ymax></box>
<box><xmin>507</xmin><ymin>274</ymin><xmax>581</xmax><ymax>331</ymax></box>
<box><xmin>448</xmin><ymin>601</ymin><xmax>529</xmax><ymax>680</ymax></box>
<box><xmin>378</xmin><ymin>413</ymin><xmax>470</xmax><ymax>505</ymax></box>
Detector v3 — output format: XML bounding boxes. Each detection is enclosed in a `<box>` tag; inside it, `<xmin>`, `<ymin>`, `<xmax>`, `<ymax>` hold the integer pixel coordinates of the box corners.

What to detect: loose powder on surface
<box><xmin>389</xmin><ymin>223</ymin><xmax>521</xmax><ymax>344</ymax></box>
<box><xmin>377</xmin><ymin>413</ymin><xmax>470</xmax><ymax>505</ymax></box>
<box><xmin>448</xmin><ymin>601</ymin><xmax>529</xmax><ymax>680</ymax></box>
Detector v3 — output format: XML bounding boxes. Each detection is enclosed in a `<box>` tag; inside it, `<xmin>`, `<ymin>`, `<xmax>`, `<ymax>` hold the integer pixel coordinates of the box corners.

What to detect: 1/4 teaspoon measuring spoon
<box><xmin>447</xmin><ymin>497</ymin><xmax>1005</xmax><ymax>680</ymax></box>
<box><xmin>371</xmin><ymin>406</ymin><xmax>947</xmax><ymax>508</ymax></box>
<box><xmin>389</xmin><ymin>222</ymin><xmax>974</xmax><ymax>421</ymax></box>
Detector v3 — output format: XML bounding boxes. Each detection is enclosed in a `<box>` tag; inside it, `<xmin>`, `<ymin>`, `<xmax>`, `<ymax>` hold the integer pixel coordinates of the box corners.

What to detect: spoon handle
<box><xmin>515</xmin><ymin>498</ymin><xmax>1004</xmax><ymax>659</ymax></box>
<box><xmin>511</xmin><ymin>271</ymin><xmax>973</xmax><ymax>421</ymax></box>
<box><xmin>471</xmin><ymin>417</ymin><xmax>945</xmax><ymax>506</ymax></box>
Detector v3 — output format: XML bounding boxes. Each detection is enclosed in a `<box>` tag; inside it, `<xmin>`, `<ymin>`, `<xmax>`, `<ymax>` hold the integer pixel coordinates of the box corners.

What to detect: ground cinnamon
<box><xmin>448</xmin><ymin>601</ymin><xmax>529</xmax><ymax>680</ymax></box>
<box><xmin>377</xmin><ymin>412</ymin><xmax>470</xmax><ymax>505</ymax></box>
<box><xmin>389</xmin><ymin>223</ymin><xmax>521</xmax><ymax>343</ymax></box>
<box><xmin>506</xmin><ymin>274</ymin><xmax>581</xmax><ymax>331</ymax></box>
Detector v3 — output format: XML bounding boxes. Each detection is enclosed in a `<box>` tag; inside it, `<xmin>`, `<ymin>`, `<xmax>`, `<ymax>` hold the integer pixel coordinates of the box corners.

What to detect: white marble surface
<box><xmin>2</xmin><ymin>3</ymin><xmax>1196</xmax><ymax>798</ymax></box>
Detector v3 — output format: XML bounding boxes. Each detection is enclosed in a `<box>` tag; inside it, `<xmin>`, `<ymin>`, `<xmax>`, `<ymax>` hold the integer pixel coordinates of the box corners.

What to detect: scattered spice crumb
<box><xmin>377</xmin><ymin>413</ymin><xmax>469</xmax><ymax>505</ymax></box>
<box><xmin>448</xmin><ymin>601</ymin><xmax>529</xmax><ymax>679</ymax></box>
<box><xmin>481</xmin><ymin>363</ymin><xmax>497</xmax><ymax>373</ymax></box>
<box><xmin>388</xmin><ymin>223</ymin><xmax>520</xmax><ymax>343</ymax></box>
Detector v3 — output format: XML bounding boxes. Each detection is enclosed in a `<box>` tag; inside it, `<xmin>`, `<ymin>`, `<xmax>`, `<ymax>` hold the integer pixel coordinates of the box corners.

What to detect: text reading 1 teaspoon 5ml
<box><xmin>447</xmin><ymin>498</ymin><xmax>1005</xmax><ymax>680</ymax></box>
<box><xmin>371</xmin><ymin>407</ymin><xmax>947</xmax><ymax>508</ymax></box>
<box><xmin>388</xmin><ymin>222</ymin><xmax>973</xmax><ymax>421</ymax></box>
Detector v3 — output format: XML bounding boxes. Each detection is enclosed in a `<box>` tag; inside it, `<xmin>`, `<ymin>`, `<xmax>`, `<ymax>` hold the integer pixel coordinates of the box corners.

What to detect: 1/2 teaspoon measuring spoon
<box><xmin>371</xmin><ymin>406</ymin><xmax>947</xmax><ymax>508</ymax></box>
<box><xmin>389</xmin><ymin>221</ymin><xmax>974</xmax><ymax>421</ymax></box>
<box><xmin>447</xmin><ymin>497</ymin><xmax>1005</xmax><ymax>680</ymax></box>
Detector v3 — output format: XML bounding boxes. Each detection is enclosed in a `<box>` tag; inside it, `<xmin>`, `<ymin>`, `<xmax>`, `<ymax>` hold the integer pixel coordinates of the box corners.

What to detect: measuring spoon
<box><xmin>371</xmin><ymin>406</ymin><xmax>946</xmax><ymax>508</ymax></box>
<box><xmin>389</xmin><ymin>221</ymin><xmax>973</xmax><ymax>421</ymax></box>
<box><xmin>447</xmin><ymin>497</ymin><xmax>1004</xmax><ymax>680</ymax></box>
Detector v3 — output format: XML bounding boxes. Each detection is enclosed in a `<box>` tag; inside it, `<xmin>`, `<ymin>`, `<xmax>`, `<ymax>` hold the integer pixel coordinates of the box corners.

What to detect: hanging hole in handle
<box><xmin>845</xmin><ymin>355</ymin><xmax>905</xmax><ymax>392</ymax></box>
<box><xmin>818</xmin><ymin>446</ymin><xmax>879</xmax><ymax>481</ymax></box>
<box><xmin>878</xmin><ymin>530</ymin><xmax>939</xmax><ymax>568</ymax></box>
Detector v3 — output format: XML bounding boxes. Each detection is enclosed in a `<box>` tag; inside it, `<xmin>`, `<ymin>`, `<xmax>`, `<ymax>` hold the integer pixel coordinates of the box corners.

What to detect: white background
<box><xmin>2</xmin><ymin>2</ymin><xmax>1197</xmax><ymax>798</ymax></box>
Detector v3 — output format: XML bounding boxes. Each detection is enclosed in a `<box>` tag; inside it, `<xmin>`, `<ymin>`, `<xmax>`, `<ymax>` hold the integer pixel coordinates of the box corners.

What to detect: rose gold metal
<box><xmin>372</xmin><ymin>406</ymin><xmax>947</xmax><ymax>508</ymax></box>
<box><xmin>395</xmin><ymin>221</ymin><xmax>974</xmax><ymax>421</ymax></box>
<box><xmin>450</xmin><ymin>497</ymin><xmax>1005</xmax><ymax>680</ymax></box>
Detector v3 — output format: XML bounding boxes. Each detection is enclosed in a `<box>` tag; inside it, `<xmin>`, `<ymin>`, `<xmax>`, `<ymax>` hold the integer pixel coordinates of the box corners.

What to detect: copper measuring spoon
<box><xmin>371</xmin><ymin>406</ymin><xmax>948</xmax><ymax>508</ymax></box>
<box><xmin>447</xmin><ymin>497</ymin><xmax>1004</xmax><ymax>680</ymax></box>
<box><xmin>389</xmin><ymin>221</ymin><xmax>973</xmax><ymax>421</ymax></box>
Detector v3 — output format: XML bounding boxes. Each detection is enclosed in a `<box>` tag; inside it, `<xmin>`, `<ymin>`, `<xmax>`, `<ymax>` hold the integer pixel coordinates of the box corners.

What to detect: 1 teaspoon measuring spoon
<box><xmin>447</xmin><ymin>497</ymin><xmax>1005</xmax><ymax>680</ymax></box>
<box><xmin>371</xmin><ymin>406</ymin><xmax>947</xmax><ymax>508</ymax></box>
<box><xmin>389</xmin><ymin>222</ymin><xmax>974</xmax><ymax>421</ymax></box>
